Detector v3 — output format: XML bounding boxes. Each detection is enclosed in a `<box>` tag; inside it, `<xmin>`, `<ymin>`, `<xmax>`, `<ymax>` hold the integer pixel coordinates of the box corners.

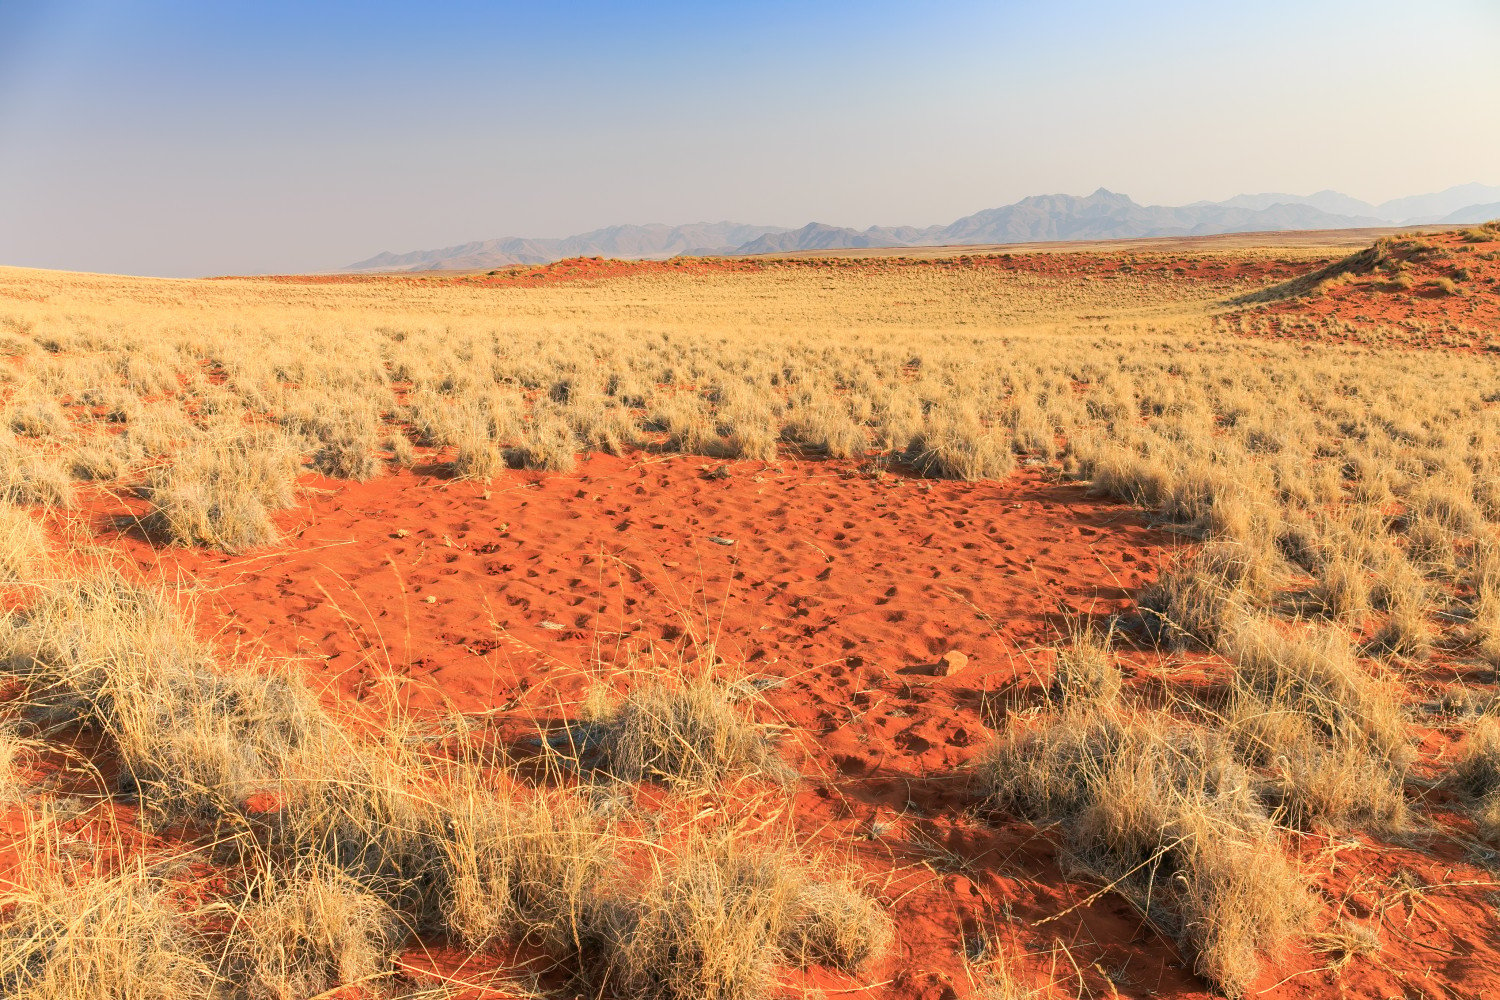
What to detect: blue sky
<box><xmin>1</xmin><ymin>0</ymin><xmax>1497</xmax><ymax>276</ymax></box>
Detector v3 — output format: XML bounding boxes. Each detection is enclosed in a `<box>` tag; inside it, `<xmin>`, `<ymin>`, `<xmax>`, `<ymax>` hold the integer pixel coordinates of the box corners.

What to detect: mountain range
<box><xmin>344</xmin><ymin>183</ymin><xmax>1500</xmax><ymax>272</ymax></box>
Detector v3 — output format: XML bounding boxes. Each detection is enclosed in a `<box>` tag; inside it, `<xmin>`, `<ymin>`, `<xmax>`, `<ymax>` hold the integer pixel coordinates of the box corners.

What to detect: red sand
<box><xmin>48</xmin><ymin>448</ymin><xmax>1498</xmax><ymax>998</ymax></box>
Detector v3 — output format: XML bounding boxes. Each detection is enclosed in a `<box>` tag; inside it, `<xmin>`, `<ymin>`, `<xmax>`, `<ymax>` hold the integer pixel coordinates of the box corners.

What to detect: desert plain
<box><xmin>0</xmin><ymin>222</ymin><xmax>1498</xmax><ymax>999</ymax></box>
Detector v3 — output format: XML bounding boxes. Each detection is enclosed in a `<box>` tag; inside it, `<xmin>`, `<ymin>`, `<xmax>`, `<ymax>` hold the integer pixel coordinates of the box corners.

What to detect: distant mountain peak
<box><xmin>343</xmin><ymin>183</ymin><xmax>1499</xmax><ymax>272</ymax></box>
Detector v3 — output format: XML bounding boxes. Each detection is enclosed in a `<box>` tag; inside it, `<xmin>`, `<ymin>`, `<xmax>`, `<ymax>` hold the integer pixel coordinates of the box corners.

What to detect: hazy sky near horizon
<box><xmin>1</xmin><ymin>0</ymin><xmax>1497</xmax><ymax>277</ymax></box>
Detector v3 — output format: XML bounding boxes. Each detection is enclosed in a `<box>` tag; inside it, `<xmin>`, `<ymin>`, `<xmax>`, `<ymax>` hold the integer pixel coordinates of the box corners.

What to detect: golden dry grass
<box><xmin>979</xmin><ymin>702</ymin><xmax>1310</xmax><ymax>997</ymax></box>
<box><xmin>0</xmin><ymin>240</ymin><xmax>1497</xmax><ymax>996</ymax></box>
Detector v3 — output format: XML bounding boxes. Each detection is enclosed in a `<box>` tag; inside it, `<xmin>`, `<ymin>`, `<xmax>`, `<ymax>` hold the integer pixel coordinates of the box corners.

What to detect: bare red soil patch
<box><xmin>47</xmin><ymin>451</ymin><xmax>1500</xmax><ymax>999</ymax></box>
<box><xmin>102</xmin><ymin>454</ymin><xmax>1163</xmax><ymax>729</ymax></box>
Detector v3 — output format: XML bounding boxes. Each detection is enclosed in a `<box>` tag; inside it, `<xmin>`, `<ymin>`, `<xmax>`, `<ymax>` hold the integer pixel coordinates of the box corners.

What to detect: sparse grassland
<box><xmin>0</xmin><ymin>224</ymin><xmax>1499</xmax><ymax>999</ymax></box>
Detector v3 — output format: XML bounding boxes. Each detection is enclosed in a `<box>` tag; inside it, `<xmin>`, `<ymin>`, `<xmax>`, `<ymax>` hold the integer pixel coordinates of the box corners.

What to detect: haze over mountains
<box><xmin>345</xmin><ymin>183</ymin><xmax>1500</xmax><ymax>272</ymax></box>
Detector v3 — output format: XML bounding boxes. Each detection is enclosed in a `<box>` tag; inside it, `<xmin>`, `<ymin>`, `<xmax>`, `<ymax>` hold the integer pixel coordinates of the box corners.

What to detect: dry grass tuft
<box><xmin>784</xmin><ymin>403</ymin><xmax>868</xmax><ymax>459</ymax></box>
<box><xmin>5</xmin><ymin>393</ymin><xmax>70</xmax><ymax>438</ymax></box>
<box><xmin>1311</xmin><ymin>551</ymin><xmax>1371</xmax><ymax>621</ymax></box>
<box><xmin>228</xmin><ymin>864</ymin><xmax>405</xmax><ymax>1000</ymax></box>
<box><xmin>273</xmin><ymin>739</ymin><xmax>449</xmax><ymax>917</ymax></box>
<box><xmin>1137</xmin><ymin>543</ymin><xmax>1258</xmax><ymax>651</ymax></box>
<box><xmin>778</xmin><ymin>870</ymin><xmax>892</xmax><ymax>972</ymax></box>
<box><xmin>607</xmin><ymin>842</ymin><xmax>786</xmax><ymax>1000</ymax></box>
<box><xmin>972</xmin><ymin>947</ymin><xmax>1039</xmax><ymax>1000</ymax></box>
<box><xmin>607</xmin><ymin>836</ymin><xmax>890</xmax><ymax>1000</ymax></box>
<box><xmin>2</xmin><ymin>570</ymin><xmax>331</xmax><ymax>824</ymax></box>
<box><xmin>506</xmin><ymin>408</ymin><xmax>580</xmax><ymax>473</ymax></box>
<box><xmin>1221</xmin><ymin>617</ymin><xmax>1411</xmax><ymax>828</ymax></box>
<box><xmin>437</xmin><ymin>780</ymin><xmax>617</xmax><ymax>953</ymax></box>
<box><xmin>1369</xmin><ymin>561</ymin><xmax>1433</xmax><ymax>659</ymax></box>
<box><xmin>0</xmin><ymin>502</ymin><xmax>47</xmax><ymax>583</ymax></box>
<box><xmin>980</xmin><ymin>706</ymin><xmax>1310</xmax><ymax>997</ymax></box>
<box><xmin>142</xmin><ymin>432</ymin><xmax>300</xmax><ymax>550</ymax></box>
<box><xmin>68</xmin><ymin>439</ymin><xmax>133</xmax><ymax>482</ymax></box>
<box><xmin>579</xmin><ymin>676</ymin><xmax>786</xmax><ymax>788</ymax></box>
<box><xmin>387</xmin><ymin>433</ymin><xmax>417</xmax><ymax>468</ymax></box>
<box><xmin>312</xmin><ymin>431</ymin><xmax>381</xmax><ymax>481</ymax></box>
<box><xmin>0</xmin><ymin>726</ymin><xmax>24</xmax><ymax>803</ymax></box>
<box><xmin>1449</xmin><ymin>717</ymin><xmax>1500</xmax><ymax>841</ymax></box>
<box><xmin>0</xmin><ymin>863</ymin><xmax>217</xmax><ymax>999</ymax></box>
<box><xmin>1048</xmin><ymin>626</ymin><xmax>1122</xmax><ymax>707</ymax></box>
<box><xmin>0</xmin><ymin>435</ymin><xmax>74</xmax><ymax>508</ymax></box>
<box><xmin>451</xmin><ymin>431</ymin><xmax>507</xmax><ymax>480</ymax></box>
<box><xmin>907</xmin><ymin>406</ymin><xmax>1015</xmax><ymax>481</ymax></box>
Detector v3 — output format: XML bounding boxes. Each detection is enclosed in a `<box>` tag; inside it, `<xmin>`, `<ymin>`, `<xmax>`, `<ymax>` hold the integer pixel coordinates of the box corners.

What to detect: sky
<box><xmin>1</xmin><ymin>0</ymin><xmax>1497</xmax><ymax>277</ymax></box>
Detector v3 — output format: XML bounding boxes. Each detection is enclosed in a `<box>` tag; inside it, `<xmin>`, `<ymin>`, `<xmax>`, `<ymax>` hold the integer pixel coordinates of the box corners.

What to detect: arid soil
<box><xmin>20</xmin><ymin>451</ymin><xmax>1485</xmax><ymax>997</ymax></box>
<box><xmin>84</xmin><ymin>448</ymin><xmax>1500</xmax><ymax>1000</ymax></box>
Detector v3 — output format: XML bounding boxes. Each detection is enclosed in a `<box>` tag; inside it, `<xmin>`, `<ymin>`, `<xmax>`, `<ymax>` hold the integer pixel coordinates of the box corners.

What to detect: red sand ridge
<box><xmin>1233</xmin><ymin>225</ymin><xmax>1500</xmax><ymax>347</ymax></box>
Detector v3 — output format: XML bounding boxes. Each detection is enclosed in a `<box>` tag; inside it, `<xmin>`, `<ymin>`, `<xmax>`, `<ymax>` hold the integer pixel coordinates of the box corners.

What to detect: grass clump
<box><xmin>0</xmin><ymin>502</ymin><xmax>47</xmax><ymax>583</ymax></box>
<box><xmin>5</xmin><ymin>394</ymin><xmax>70</xmax><ymax>438</ymax></box>
<box><xmin>783</xmin><ymin>403</ymin><xmax>868</xmax><ymax>459</ymax></box>
<box><xmin>1137</xmin><ymin>542</ymin><xmax>1262</xmax><ymax>651</ymax></box>
<box><xmin>386</xmin><ymin>433</ymin><xmax>417</xmax><ymax>468</ymax></box>
<box><xmin>1221</xmin><ymin>618</ymin><xmax>1411</xmax><ymax>828</ymax></box>
<box><xmin>580</xmin><ymin>676</ymin><xmax>785</xmax><ymax>787</ymax></box>
<box><xmin>68</xmin><ymin>439</ymin><xmax>133</xmax><ymax>482</ymax></box>
<box><xmin>723</xmin><ymin>422</ymin><xmax>780</xmax><ymax>462</ymax></box>
<box><xmin>272</xmin><ymin>740</ymin><xmax>450</xmax><ymax>919</ymax></box>
<box><xmin>506</xmin><ymin>408</ymin><xmax>580</xmax><ymax>473</ymax></box>
<box><xmin>0</xmin><ymin>434</ymin><xmax>74</xmax><ymax>508</ymax></box>
<box><xmin>0</xmin><ymin>864</ymin><xmax>218</xmax><ymax>999</ymax></box>
<box><xmin>1311</xmin><ymin>551</ymin><xmax>1371</xmax><ymax>621</ymax></box>
<box><xmin>1047</xmin><ymin>626</ymin><xmax>1122</xmax><ymax>707</ymax></box>
<box><xmin>778</xmin><ymin>871</ymin><xmax>891</xmax><ymax>972</ymax></box>
<box><xmin>907</xmin><ymin>406</ymin><xmax>1014</xmax><ymax>481</ymax></box>
<box><xmin>141</xmin><ymin>433</ymin><xmax>300</xmax><ymax>550</ymax></box>
<box><xmin>980</xmin><ymin>706</ymin><xmax>1309</xmax><ymax>997</ymax></box>
<box><xmin>437</xmin><ymin>780</ymin><xmax>617</xmax><ymax>953</ymax></box>
<box><xmin>1</xmin><ymin>570</ymin><xmax>330</xmax><ymax>824</ymax></box>
<box><xmin>311</xmin><ymin>431</ymin><xmax>381</xmax><ymax>481</ymax></box>
<box><xmin>1369</xmin><ymin>561</ymin><xmax>1433</xmax><ymax>659</ymax></box>
<box><xmin>227</xmin><ymin>864</ymin><xmax>405</xmax><ymax>1000</ymax></box>
<box><xmin>1448</xmin><ymin>717</ymin><xmax>1500</xmax><ymax>842</ymax></box>
<box><xmin>607</xmin><ymin>836</ymin><xmax>890</xmax><ymax>1000</ymax></box>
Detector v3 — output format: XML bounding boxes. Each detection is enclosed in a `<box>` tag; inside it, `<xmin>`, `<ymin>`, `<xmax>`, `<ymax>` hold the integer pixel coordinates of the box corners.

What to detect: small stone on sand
<box><xmin>937</xmin><ymin>650</ymin><xmax>968</xmax><ymax>676</ymax></box>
